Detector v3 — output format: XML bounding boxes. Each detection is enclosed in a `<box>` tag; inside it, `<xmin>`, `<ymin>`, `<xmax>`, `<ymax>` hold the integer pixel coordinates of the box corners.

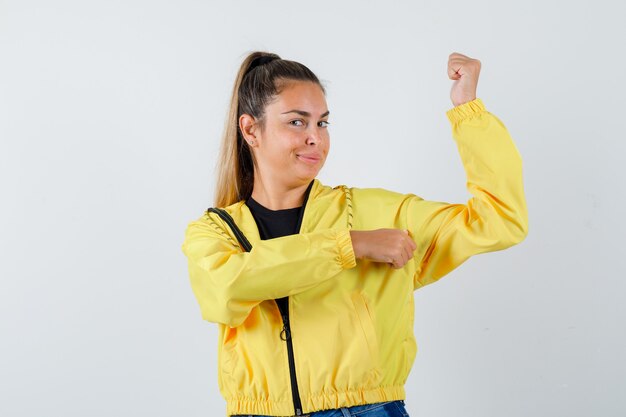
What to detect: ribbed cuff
<box><xmin>336</xmin><ymin>229</ymin><xmax>357</xmax><ymax>269</ymax></box>
<box><xmin>446</xmin><ymin>98</ymin><xmax>486</xmax><ymax>125</ymax></box>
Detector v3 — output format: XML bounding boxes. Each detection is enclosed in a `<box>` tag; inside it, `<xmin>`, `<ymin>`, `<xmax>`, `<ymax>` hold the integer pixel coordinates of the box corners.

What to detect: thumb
<box><xmin>403</xmin><ymin>229</ymin><xmax>408</xmax><ymax>234</ymax></box>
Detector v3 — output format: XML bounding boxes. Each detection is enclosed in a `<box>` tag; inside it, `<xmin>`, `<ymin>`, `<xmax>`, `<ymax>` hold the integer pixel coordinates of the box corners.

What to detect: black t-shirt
<box><xmin>245</xmin><ymin>198</ymin><xmax>301</xmax><ymax>239</ymax></box>
<box><xmin>245</xmin><ymin>180</ymin><xmax>315</xmax><ymax>240</ymax></box>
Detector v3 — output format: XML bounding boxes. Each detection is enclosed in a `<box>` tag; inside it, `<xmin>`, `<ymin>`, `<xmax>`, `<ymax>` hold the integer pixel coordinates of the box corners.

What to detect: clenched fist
<box><xmin>448</xmin><ymin>52</ymin><xmax>481</xmax><ymax>107</ymax></box>
<box><xmin>350</xmin><ymin>229</ymin><xmax>417</xmax><ymax>269</ymax></box>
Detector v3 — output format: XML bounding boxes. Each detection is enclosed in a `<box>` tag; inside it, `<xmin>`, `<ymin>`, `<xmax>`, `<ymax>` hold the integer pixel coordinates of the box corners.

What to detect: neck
<box><xmin>250</xmin><ymin>175</ymin><xmax>313</xmax><ymax>210</ymax></box>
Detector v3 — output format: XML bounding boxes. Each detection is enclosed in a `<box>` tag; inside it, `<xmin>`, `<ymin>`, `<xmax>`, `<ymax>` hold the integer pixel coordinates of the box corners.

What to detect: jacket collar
<box><xmin>227</xmin><ymin>178</ymin><xmax>329</xmax><ymax>242</ymax></box>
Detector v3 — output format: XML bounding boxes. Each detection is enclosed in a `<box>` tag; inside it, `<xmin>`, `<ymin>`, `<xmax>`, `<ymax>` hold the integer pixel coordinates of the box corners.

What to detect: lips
<box><xmin>297</xmin><ymin>153</ymin><xmax>321</xmax><ymax>163</ymax></box>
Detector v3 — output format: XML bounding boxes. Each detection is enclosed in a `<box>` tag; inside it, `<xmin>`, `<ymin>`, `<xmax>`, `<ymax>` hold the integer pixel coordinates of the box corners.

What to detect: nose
<box><xmin>305</xmin><ymin>125</ymin><xmax>324</xmax><ymax>145</ymax></box>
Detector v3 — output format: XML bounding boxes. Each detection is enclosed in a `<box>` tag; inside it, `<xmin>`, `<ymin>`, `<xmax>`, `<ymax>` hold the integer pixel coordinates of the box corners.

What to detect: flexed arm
<box><xmin>350</xmin><ymin>53</ymin><xmax>528</xmax><ymax>289</ymax></box>
<box><xmin>181</xmin><ymin>216</ymin><xmax>356</xmax><ymax>327</ymax></box>
<box><xmin>408</xmin><ymin>53</ymin><xmax>528</xmax><ymax>289</ymax></box>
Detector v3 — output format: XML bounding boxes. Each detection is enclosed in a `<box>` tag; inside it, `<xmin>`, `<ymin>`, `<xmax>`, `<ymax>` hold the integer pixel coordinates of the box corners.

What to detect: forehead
<box><xmin>268</xmin><ymin>81</ymin><xmax>328</xmax><ymax>114</ymax></box>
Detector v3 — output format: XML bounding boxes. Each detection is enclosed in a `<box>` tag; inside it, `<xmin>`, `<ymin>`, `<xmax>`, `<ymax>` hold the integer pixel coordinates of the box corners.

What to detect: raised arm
<box><xmin>348</xmin><ymin>54</ymin><xmax>528</xmax><ymax>288</ymax></box>
<box><xmin>407</xmin><ymin>97</ymin><xmax>528</xmax><ymax>290</ymax></box>
<box><xmin>181</xmin><ymin>215</ymin><xmax>356</xmax><ymax>327</ymax></box>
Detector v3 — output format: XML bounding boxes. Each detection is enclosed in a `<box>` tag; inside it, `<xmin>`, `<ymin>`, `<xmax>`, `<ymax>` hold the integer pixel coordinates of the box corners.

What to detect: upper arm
<box><xmin>405</xmin><ymin>193</ymin><xmax>527</xmax><ymax>291</ymax></box>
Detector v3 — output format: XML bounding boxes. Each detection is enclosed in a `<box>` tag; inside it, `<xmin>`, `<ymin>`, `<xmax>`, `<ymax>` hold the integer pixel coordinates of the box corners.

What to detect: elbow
<box><xmin>498</xmin><ymin>192</ymin><xmax>529</xmax><ymax>246</ymax></box>
<box><xmin>514</xmin><ymin>203</ymin><xmax>529</xmax><ymax>243</ymax></box>
<box><xmin>188</xmin><ymin>260</ymin><xmax>250</xmax><ymax>327</ymax></box>
<box><xmin>510</xmin><ymin>219</ymin><xmax>529</xmax><ymax>245</ymax></box>
<box><xmin>199</xmin><ymin>285</ymin><xmax>249</xmax><ymax>328</ymax></box>
<box><xmin>503</xmin><ymin>210</ymin><xmax>529</xmax><ymax>247</ymax></box>
<box><xmin>199</xmin><ymin>298</ymin><xmax>247</xmax><ymax>328</ymax></box>
<box><xmin>200</xmin><ymin>305</ymin><xmax>246</xmax><ymax>328</ymax></box>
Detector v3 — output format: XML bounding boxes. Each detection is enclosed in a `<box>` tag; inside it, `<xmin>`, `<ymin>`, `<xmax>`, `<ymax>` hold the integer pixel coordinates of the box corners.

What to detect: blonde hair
<box><xmin>213</xmin><ymin>51</ymin><xmax>326</xmax><ymax>208</ymax></box>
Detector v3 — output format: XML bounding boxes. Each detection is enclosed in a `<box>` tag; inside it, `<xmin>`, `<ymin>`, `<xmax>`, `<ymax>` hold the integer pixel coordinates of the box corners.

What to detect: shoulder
<box><xmin>348</xmin><ymin>183</ymin><xmax>422</xmax><ymax>204</ymax></box>
<box><xmin>182</xmin><ymin>205</ymin><xmax>242</xmax><ymax>255</ymax></box>
<box><xmin>314</xmin><ymin>179</ymin><xmax>427</xmax><ymax>209</ymax></box>
<box><xmin>316</xmin><ymin>178</ymin><xmax>406</xmax><ymax>199</ymax></box>
<box><xmin>347</xmin><ymin>184</ymin><xmax>430</xmax><ymax>230</ymax></box>
<box><xmin>318</xmin><ymin>181</ymin><xmax>427</xmax><ymax>228</ymax></box>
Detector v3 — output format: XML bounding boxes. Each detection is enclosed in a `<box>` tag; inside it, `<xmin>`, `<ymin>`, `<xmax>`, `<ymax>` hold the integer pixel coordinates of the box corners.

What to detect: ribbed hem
<box><xmin>446</xmin><ymin>98</ymin><xmax>486</xmax><ymax>125</ymax></box>
<box><xmin>225</xmin><ymin>385</ymin><xmax>406</xmax><ymax>416</ymax></box>
<box><xmin>337</xmin><ymin>229</ymin><xmax>357</xmax><ymax>269</ymax></box>
<box><xmin>226</xmin><ymin>396</ymin><xmax>294</xmax><ymax>416</ymax></box>
<box><xmin>306</xmin><ymin>385</ymin><xmax>406</xmax><ymax>414</ymax></box>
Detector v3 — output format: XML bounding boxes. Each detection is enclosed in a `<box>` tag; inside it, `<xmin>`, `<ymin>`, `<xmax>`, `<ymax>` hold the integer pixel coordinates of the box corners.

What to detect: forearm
<box><xmin>183</xmin><ymin>225</ymin><xmax>356</xmax><ymax>326</ymax></box>
<box><xmin>447</xmin><ymin>98</ymin><xmax>528</xmax><ymax>238</ymax></box>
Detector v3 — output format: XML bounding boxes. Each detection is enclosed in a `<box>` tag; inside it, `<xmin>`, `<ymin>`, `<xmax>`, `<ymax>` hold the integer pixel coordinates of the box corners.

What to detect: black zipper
<box><xmin>275</xmin><ymin>181</ymin><xmax>313</xmax><ymax>416</ymax></box>
<box><xmin>276</xmin><ymin>296</ymin><xmax>303</xmax><ymax>416</ymax></box>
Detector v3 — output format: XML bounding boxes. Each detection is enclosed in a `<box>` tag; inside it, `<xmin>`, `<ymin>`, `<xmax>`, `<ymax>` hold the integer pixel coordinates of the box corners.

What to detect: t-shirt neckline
<box><xmin>246</xmin><ymin>196</ymin><xmax>302</xmax><ymax>215</ymax></box>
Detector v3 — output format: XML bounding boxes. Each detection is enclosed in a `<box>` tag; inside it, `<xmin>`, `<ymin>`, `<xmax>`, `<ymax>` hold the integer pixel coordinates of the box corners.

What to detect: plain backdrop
<box><xmin>1</xmin><ymin>1</ymin><xmax>625</xmax><ymax>416</ymax></box>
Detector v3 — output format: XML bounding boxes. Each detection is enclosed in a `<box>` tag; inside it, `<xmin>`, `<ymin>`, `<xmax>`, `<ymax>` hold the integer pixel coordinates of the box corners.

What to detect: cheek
<box><xmin>323</xmin><ymin>135</ymin><xmax>330</xmax><ymax>155</ymax></box>
<box><xmin>265</xmin><ymin>132</ymin><xmax>294</xmax><ymax>160</ymax></box>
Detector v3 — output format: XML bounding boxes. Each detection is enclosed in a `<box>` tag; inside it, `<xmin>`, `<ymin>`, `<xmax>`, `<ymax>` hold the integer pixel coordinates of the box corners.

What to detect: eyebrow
<box><xmin>281</xmin><ymin>109</ymin><xmax>330</xmax><ymax>118</ymax></box>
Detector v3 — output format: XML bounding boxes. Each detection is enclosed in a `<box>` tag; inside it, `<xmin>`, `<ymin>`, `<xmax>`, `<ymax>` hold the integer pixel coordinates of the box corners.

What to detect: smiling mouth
<box><xmin>297</xmin><ymin>155</ymin><xmax>320</xmax><ymax>164</ymax></box>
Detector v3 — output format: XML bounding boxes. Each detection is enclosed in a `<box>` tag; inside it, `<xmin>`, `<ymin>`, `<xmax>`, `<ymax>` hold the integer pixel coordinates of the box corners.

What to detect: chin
<box><xmin>295</xmin><ymin>169</ymin><xmax>321</xmax><ymax>184</ymax></box>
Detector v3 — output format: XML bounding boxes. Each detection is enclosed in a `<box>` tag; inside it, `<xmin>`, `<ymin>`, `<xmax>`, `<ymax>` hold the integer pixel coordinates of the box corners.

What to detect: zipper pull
<box><xmin>280</xmin><ymin>318</ymin><xmax>291</xmax><ymax>341</ymax></box>
<box><xmin>280</xmin><ymin>326</ymin><xmax>291</xmax><ymax>341</ymax></box>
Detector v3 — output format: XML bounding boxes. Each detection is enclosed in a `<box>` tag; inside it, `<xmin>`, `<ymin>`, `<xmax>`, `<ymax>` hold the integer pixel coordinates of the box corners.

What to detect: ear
<box><xmin>239</xmin><ymin>114</ymin><xmax>260</xmax><ymax>148</ymax></box>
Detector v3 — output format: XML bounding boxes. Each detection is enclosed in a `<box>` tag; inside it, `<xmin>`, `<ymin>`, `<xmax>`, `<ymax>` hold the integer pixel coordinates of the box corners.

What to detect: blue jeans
<box><xmin>235</xmin><ymin>400</ymin><xmax>410</xmax><ymax>417</ymax></box>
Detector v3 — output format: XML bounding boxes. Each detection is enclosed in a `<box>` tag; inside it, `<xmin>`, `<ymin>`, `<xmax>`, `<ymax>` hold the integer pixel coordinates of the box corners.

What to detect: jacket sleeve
<box><xmin>181</xmin><ymin>216</ymin><xmax>357</xmax><ymax>327</ymax></box>
<box><xmin>407</xmin><ymin>98</ymin><xmax>529</xmax><ymax>290</ymax></box>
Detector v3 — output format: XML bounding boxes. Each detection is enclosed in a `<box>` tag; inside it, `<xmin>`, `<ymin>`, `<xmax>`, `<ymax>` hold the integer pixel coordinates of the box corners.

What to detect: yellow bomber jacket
<box><xmin>181</xmin><ymin>98</ymin><xmax>529</xmax><ymax>416</ymax></box>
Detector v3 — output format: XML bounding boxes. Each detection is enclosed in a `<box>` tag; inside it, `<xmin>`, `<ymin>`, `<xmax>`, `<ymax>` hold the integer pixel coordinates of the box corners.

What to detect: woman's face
<box><xmin>242</xmin><ymin>80</ymin><xmax>330</xmax><ymax>189</ymax></box>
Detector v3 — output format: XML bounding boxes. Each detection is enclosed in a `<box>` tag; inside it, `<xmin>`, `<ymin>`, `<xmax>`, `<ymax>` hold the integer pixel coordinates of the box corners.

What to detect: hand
<box><xmin>448</xmin><ymin>52</ymin><xmax>481</xmax><ymax>107</ymax></box>
<box><xmin>350</xmin><ymin>229</ymin><xmax>417</xmax><ymax>269</ymax></box>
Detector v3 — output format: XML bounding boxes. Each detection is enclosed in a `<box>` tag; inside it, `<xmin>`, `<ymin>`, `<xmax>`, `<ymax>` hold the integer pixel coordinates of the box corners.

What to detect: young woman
<box><xmin>182</xmin><ymin>51</ymin><xmax>528</xmax><ymax>417</ymax></box>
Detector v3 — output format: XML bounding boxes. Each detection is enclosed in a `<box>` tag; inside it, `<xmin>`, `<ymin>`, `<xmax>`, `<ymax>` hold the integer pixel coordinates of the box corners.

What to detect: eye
<box><xmin>290</xmin><ymin>120</ymin><xmax>305</xmax><ymax>127</ymax></box>
<box><xmin>319</xmin><ymin>120</ymin><xmax>330</xmax><ymax>128</ymax></box>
